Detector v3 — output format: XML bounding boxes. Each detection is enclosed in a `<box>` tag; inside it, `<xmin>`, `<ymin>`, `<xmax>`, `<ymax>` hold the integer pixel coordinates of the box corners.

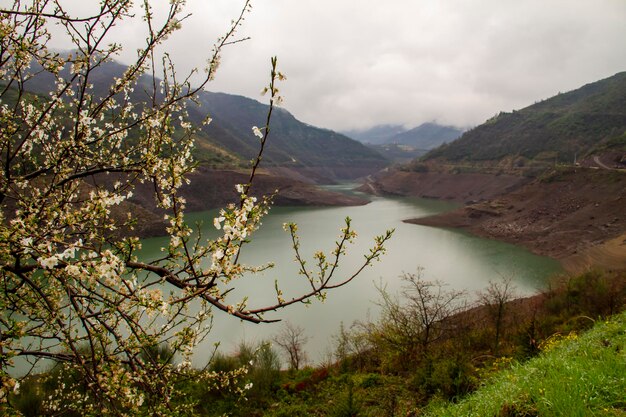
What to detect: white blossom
<box><xmin>252</xmin><ymin>126</ymin><xmax>263</xmax><ymax>139</ymax></box>
<box><xmin>38</xmin><ymin>256</ymin><xmax>59</xmax><ymax>269</ymax></box>
<box><xmin>213</xmin><ymin>216</ymin><xmax>225</xmax><ymax>229</ymax></box>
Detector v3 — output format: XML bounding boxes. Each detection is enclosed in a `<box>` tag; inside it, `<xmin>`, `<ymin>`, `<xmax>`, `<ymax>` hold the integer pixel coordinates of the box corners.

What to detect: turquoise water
<box><xmin>140</xmin><ymin>188</ymin><xmax>562</xmax><ymax>365</ymax></box>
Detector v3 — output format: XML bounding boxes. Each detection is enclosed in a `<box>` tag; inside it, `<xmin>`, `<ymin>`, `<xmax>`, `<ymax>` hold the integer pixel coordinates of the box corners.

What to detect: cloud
<box><xmin>46</xmin><ymin>0</ymin><xmax>626</xmax><ymax>131</ymax></box>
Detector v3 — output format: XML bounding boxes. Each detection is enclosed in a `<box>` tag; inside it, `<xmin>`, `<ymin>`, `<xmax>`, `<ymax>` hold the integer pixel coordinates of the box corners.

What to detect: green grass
<box><xmin>423</xmin><ymin>312</ymin><xmax>626</xmax><ymax>417</ymax></box>
<box><xmin>10</xmin><ymin>271</ymin><xmax>625</xmax><ymax>416</ymax></box>
<box><xmin>262</xmin><ymin>373</ymin><xmax>421</xmax><ymax>417</ymax></box>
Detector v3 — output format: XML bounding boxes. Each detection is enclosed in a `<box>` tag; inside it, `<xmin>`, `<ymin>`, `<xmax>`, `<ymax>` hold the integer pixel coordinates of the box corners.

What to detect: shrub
<box><xmin>330</xmin><ymin>379</ymin><xmax>361</xmax><ymax>417</ymax></box>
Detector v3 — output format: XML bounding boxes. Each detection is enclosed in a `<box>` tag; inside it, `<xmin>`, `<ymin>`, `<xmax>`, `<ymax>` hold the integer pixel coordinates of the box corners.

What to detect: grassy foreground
<box><xmin>424</xmin><ymin>311</ymin><xmax>626</xmax><ymax>417</ymax></box>
<box><xmin>9</xmin><ymin>271</ymin><xmax>626</xmax><ymax>416</ymax></box>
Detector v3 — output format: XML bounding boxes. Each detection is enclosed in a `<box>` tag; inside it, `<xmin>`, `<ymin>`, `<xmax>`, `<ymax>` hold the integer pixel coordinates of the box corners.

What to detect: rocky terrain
<box><xmin>404</xmin><ymin>168</ymin><xmax>626</xmax><ymax>273</ymax></box>
<box><xmin>363</xmin><ymin>71</ymin><xmax>626</xmax><ymax>274</ymax></box>
<box><xmin>360</xmin><ymin>169</ymin><xmax>530</xmax><ymax>203</ymax></box>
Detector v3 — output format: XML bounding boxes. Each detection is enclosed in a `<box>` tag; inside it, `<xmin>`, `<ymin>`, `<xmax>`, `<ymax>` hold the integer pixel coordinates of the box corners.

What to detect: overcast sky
<box><xmin>52</xmin><ymin>0</ymin><xmax>626</xmax><ymax>132</ymax></box>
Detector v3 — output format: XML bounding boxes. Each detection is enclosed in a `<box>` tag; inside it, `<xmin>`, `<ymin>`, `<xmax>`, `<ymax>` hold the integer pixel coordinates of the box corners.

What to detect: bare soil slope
<box><xmin>360</xmin><ymin>170</ymin><xmax>530</xmax><ymax>203</ymax></box>
<box><xmin>408</xmin><ymin>168</ymin><xmax>626</xmax><ymax>273</ymax></box>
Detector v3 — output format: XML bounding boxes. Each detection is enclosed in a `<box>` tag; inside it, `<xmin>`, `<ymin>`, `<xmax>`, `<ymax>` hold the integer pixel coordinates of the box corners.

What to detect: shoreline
<box><xmin>370</xmin><ymin>168</ymin><xmax>626</xmax><ymax>275</ymax></box>
<box><xmin>119</xmin><ymin>168</ymin><xmax>371</xmax><ymax>239</ymax></box>
<box><xmin>406</xmin><ymin>216</ymin><xmax>626</xmax><ymax>275</ymax></box>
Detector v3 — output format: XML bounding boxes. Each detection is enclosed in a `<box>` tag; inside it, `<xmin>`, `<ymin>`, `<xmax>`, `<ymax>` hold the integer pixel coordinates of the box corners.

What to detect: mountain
<box><xmin>426</xmin><ymin>72</ymin><xmax>626</xmax><ymax>164</ymax></box>
<box><xmin>190</xmin><ymin>92</ymin><xmax>388</xmax><ymax>176</ymax></box>
<box><xmin>343</xmin><ymin>123</ymin><xmax>463</xmax><ymax>164</ymax></box>
<box><xmin>343</xmin><ymin>123</ymin><xmax>463</xmax><ymax>149</ymax></box>
<box><xmin>390</xmin><ymin>122</ymin><xmax>463</xmax><ymax>150</ymax></box>
<box><xmin>19</xmin><ymin>57</ymin><xmax>388</xmax><ymax>180</ymax></box>
<box><xmin>363</xmin><ymin>72</ymin><xmax>626</xmax><ymax>274</ymax></box>
<box><xmin>342</xmin><ymin>124</ymin><xmax>407</xmax><ymax>145</ymax></box>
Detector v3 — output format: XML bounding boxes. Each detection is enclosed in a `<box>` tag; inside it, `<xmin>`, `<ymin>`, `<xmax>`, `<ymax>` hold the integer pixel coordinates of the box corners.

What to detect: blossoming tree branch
<box><xmin>0</xmin><ymin>0</ymin><xmax>392</xmax><ymax>414</ymax></box>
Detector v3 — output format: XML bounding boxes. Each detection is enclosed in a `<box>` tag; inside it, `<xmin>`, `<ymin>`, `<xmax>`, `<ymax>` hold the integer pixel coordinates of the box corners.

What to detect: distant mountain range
<box><xmin>426</xmin><ymin>72</ymin><xmax>626</xmax><ymax>164</ymax></box>
<box><xmin>20</xmin><ymin>58</ymin><xmax>388</xmax><ymax>179</ymax></box>
<box><xmin>343</xmin><ymin>122</ymin><xmax>464</xmax><ymax>163</ymax></box>
<box><xmin>391</xmin><ymin>123</ymin><xmax>464</xmax><ymax>150</ymax></box>
<box><xmin>343</xmin><ymin>122</ymin><xmax>464</xmax><ymax>150</ymax></box>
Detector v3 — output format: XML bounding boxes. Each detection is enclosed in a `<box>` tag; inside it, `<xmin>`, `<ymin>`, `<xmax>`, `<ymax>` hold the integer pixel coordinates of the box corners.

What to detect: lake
<box><xmin>140</xmin><ymin>185</ymin><xmax>563</xmax><ymax>366</ymax></box>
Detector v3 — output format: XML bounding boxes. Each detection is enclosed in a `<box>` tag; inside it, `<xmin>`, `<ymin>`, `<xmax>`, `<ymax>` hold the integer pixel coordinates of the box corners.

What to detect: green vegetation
<box><xmin>426</xmin><ymin>72</ymin><xmax>626</xmax><ymax>164</ymax></box>
<box><xmin>1</xmin><ymin>3</ymin><xmax>396</xmax><ymax>414</ymax></box>
<box><xmin>193</xmin><ymin>92</ymin><xmax>388</xmax><ymax>170</ymax></box>
<box><xmin>401</xmin><ymin>160</ymin><xmax>430</xmax><ymax>172</ymax></box>
<box><xmin>591</xmin><ymin>129</ymin><xmax>626</xmax><ymax>154</ymax></box>
<box><xmin>424</xmin><ymin>312</ymin><xmax>626</xmax><ymax>417</ymax></box>
<box><xmin>19</xmin><ymin>61</ymin><xmax>388</xmax><ymax>173</ymax></box>
<box><xmin>10</xmin><ymin>270</ymin><xmax>626</xmax><ymax>416</ymax></box>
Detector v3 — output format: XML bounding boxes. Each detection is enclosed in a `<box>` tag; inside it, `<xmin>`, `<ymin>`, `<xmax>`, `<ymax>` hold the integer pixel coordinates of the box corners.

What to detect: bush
<box><xmin>249</xmin><ymin>342</ymin><xmax>282</xmax><ymax>395</ymax></box>
<box><xmin>544</xmin><ymin>270</ymin><xmax>626</xmax><ymax>320</ymax></box>
<box><xmin>10</xmin><ymin>376</ymin><xmax>46</xmax><ymax>417</ymax></box>
<box><xmin>330</xmin><ymin>379</ymin><xmax>361</xmax><ymax>417</ymax></box>
<box><xmin>359</xmin><ymin>373</ymin><xmax>381</xmax><ymax>389</ymax></box>
<box><xmin>429</xmin><ymin>356</ymin><xmax>477</xmax><ymax>400</ymax></box>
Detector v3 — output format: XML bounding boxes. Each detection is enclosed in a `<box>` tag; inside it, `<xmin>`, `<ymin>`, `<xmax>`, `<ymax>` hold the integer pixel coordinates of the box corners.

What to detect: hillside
<box><xmin>425</xmin><ymin>309</ymin><xmax>626</xmax><ymax>416</ymax></box>
<box><xmin>362</xmin><ymin>73</ymin><xmax>626</xmax><ymax>273</ymax></box>
<box><xmin>407</xmin><ymin>168</ymin><xmax>626</xmax><ymax>273</ymax></box>
<box><xmin>363</xmin><ymin>143</ymin><xmax>428</xmax><ymax>163</ymax></box>
<box><xmin>360</xmin><ymin>169</ymin><xmax>529</xmax><ymax>203</ymax></box>
<box><xmin>425</xmin><ymin>71</ymin><xmax>626</xmax><ymax>164</ymax></box>
<box><xmin>21</xmin><ymin>57</ymin><xmax>388</xmax><ymax>180</ymax></box>
<box><xmin>192</xmin><ymin>92</ymin><xmax>388</xmax><ymax>178</ymax></box>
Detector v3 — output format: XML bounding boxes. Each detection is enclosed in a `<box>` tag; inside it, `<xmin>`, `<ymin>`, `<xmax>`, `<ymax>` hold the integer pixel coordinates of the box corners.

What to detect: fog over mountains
<box><xmin>343</xmin><ymin>122</ymin><xmax>464</xmax><ymax>150</ymax></box>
